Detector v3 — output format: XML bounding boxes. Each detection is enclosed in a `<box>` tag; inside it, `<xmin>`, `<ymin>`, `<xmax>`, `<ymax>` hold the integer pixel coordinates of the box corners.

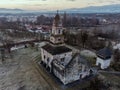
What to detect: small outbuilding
<box><xmin>96</xmin><ymin>47</ymin><xmax>112</xmax><ymax>69</ymax></box>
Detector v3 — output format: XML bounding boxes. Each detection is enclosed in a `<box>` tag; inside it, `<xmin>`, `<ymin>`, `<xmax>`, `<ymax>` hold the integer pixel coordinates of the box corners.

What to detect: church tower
<box><xmin>50</xmin><ymin>11</ymin><xmax>64</xmax><ymax>44</ymax></box>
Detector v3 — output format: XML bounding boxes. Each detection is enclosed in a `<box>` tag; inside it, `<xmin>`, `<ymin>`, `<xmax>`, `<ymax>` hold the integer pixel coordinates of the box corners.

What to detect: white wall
<box><xmin>53</xmin><ymin>68</ymin><xmax>65</xmax><ymax>83</ymax></box>
<box><xmin>41</xmin><ymin>48</ymin><xmax>54</xmax><ymax>68</ymax></box>
<box><xmin>52</xmin><ymin>27</ymin><xmax>63</xmax><ymax>35</ymax></box>
<box><xmin>54</xmin><ymin>52</ymin><xmax>72</xmax><ymax>65</ymax></box>
<box><xmin>50</xmin><ymin>36</ymin><xmax>64</xmax><ymax>44</ymax></box>
<box><xmin>57</xmin><ymin>56</ymin><xmax>90</xmax><ymax>85</ymax></box>
<box><xmin>41</xmin><ymin>48</ymin><xmax>72</xmax><ymax>69</ymax></box>
<box><xmin>96</xmin><ymin>57</ymin><xmax>111</xmax><ymax>69</ymax></box>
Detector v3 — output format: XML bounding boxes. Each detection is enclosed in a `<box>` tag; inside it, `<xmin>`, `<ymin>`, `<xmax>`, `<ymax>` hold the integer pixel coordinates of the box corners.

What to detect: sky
<box><xmin>0</xmin><ymin>0</ymin><xmax>120</xmax><ymax>10</ymax></box>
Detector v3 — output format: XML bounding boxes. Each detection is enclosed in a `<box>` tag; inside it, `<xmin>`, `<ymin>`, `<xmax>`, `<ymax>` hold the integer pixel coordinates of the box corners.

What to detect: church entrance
<box><xmin>46</xmin><ymin>58</ymin><xmax>51</xmax><ymax>72</ymax></box>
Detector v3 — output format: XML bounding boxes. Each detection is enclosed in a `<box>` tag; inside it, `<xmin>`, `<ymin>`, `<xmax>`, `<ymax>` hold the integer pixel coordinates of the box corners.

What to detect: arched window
<box><xmin>58</xmin><ymin>38</ymin><xmax>61</xmax><ymax>41</ymax></box>
<box><xmin>58</xmin><ymin>29</ymin><xmax>61</xmax><ymax>34</ymax></box>
<box><xmin>44</xmin><ymin>55</ymin><xmax>46</xmax><ymax>59</ymax></box>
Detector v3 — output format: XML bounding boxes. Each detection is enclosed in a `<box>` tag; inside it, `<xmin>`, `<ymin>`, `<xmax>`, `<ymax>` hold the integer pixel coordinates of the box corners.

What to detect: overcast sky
<box><xmin>0</xmin><ymin>0</ymin><xmax>120</xmax><ymax>10</ymax></box>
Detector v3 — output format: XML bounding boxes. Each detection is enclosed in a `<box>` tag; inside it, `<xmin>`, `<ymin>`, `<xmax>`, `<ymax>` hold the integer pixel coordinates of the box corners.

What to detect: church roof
<box><xmin>66</xmin><ymin>54</ymin><xmax>90</xmax><ymax>68</ymax></box>
<box><xmin>41</xmin><ymin>44</ymin><xmax>72</xmax><ymax>55</ymax></box>
<box><xmin>53</xmin><ymin>12</ymin><xmax>61</xmax><ymax>27</ymax></box>
<box><xmin>96</xmin><ymin>47</ymin><xmax>112</xmax><ymax>59</ymax></box>
<box><xmin>54</xmin><ymin>13</ymin><xmax>60</xmax><ymax>22</ymax></box>
<box><xmin>53</xmin><ymin>53</ymin><xmax>90</xmax><ymax>71</ymax></box>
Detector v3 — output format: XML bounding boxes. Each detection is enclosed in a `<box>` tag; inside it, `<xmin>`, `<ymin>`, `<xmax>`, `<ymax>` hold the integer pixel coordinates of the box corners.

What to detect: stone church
<box><xmin>41</xmin><ymin>12</ymin><xmax>92</xmax><ymax>85</ymax></box>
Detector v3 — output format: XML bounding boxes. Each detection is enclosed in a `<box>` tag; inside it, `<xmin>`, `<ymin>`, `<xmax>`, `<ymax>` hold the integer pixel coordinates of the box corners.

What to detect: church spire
<box><xmin>50</xmin><ymin>11</ymin><xmax>64</xmax><ymax>45</ymax></box>
<box><xmin>57</xmin><ymin>10</ymin><xmax>58</xmax><ymax>14</ymax></box>
<box><xmin>53</xmin><ymin>10</ymin><xmax>62</xmax><ymax>27</ymax></box>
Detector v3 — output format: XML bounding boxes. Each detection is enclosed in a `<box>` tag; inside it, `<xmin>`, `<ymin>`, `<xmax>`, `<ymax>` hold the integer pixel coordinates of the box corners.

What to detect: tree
<box><xmin>113</xmin><ymin>49</ymin><xmax>120</xmax><ymax>62</ymax></box>
<box><xmin>63</xmin><ymin>30</ymin><xmax>77</xmax><ymax>45</ymax></box>
<box><xmin>0</xmin><ymin>32</ymin><xmax>14</xmax><ymax>57</ymax></box>
<box><xmin>112</xmin><ymin>49</ymin><xmax>120</xmax><ymax>71</ymax></box>
<box><xmin>77</xmin><ymin>31</ymin><xmax>88</xmax><ymax>48</ymax></box>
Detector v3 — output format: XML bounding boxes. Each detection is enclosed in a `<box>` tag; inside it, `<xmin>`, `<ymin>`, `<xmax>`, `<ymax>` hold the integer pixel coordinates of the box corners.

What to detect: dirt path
<box><xmin>99</xmin><ymin>70</ymin><xmax>120</xmax><ymax>75</ymax></box>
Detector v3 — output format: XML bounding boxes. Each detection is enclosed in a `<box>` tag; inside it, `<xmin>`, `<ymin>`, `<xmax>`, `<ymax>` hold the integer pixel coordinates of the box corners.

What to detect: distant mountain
<box><xmin>0</xmin><ymin>8</ymin><xmax>24</xmax><ymax>11</ymax></box>
<box><xmin>62</xmin><ymin>4</ymin><xmax>120</xmax><ymax>13</ymax></box>
<box><xmin>0</xmin><ymin>4</ymin><xmax>120</xmax><ymax>14</ymax></box>
<box><xmin>0</xmin><ymin>8</ymin><xmax>25</xmax><ymax>13</ymax></box>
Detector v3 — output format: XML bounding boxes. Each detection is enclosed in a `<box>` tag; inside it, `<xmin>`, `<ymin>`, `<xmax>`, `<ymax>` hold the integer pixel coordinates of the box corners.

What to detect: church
<box><xmin>40</xmin><ymin>12</ymin><xmax>92</xmax><ymax>85</ymax></box>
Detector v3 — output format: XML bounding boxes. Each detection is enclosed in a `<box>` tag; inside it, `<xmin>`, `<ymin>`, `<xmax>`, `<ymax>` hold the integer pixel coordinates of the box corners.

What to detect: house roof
<box><xmin>53</xmin><ymin>53</ymin><xmax>90</xmax><ymax>72</ymax></box>
<box><xmin>41</xmin><ymin>44</ymin><xmax>72</xmax><ymax>55</ymax></box>
<box><xmin>73</xmin><ymin>54</ymin><xmax>90</xmax><ymax>68</ymax></box>
<box><xmin>54</xmin><ymin>13</ymin><xmax>60</xmax><ymax>22</ymax></box>
<box><xmin>54</xmin><ymin>13</ymin><xmax>60</xmax><ymax>27</ymax></box>
<box><xmin>65</xmin><ymin>53</ymin><xmax>78</xmax><ymax>68</ymax></box>
<box><xmin>96</xmin><ymin>47</ymin><xmax>112</xmax><ymax>59</ymax></box>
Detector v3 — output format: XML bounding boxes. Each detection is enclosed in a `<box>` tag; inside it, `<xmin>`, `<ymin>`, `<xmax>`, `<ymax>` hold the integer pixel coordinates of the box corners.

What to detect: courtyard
<box><xmin>0</xmin><ymin>45</ymin><xmax>95</xmax><ymax>90</ymax></box>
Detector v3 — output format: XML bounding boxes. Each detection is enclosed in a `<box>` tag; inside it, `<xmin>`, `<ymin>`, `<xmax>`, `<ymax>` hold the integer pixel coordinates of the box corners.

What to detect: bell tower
<box><xmin>50</xmin><ymin>11</ymin><xmax>64</xmax><ymax>44</ymax></box>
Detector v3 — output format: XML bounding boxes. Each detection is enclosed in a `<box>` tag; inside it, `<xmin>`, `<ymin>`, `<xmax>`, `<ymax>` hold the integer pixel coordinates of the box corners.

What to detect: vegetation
<box><xmin>111</xmin><ymin>49</ymin><xmax>120</xmax><ymax>71</ymax></box>
<box><xmin>76</xmin><ymin>31</ymin><xmax>88</xmax><ymax>48</ymax></box>
<box><xmin>100</xmin><ymin>73</ymin><xmax>120</xmax><ymax>90</ymax></box>
<box><xmin>85</xmin><ymin>56</ymin><xmax>96</xmax><ymax>66</ymax></box>
<box><xmin>82</xmin><ymin>76</ymin><xmax>109</xmax><ymax>90</ymax></box>
<box><xmin>64</xmin><ymin>29</ymin><xmax>106</xmax><ymax>50</ymax></box>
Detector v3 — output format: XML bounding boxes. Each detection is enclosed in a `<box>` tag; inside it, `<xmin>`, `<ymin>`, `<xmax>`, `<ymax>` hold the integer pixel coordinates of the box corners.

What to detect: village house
<box><xmin>96</xmin><ymin>47</ymin><xmax>112</xmax><ymax>69</ymax></box>
<box><xmin>40</xmin><ymin>12</ymin><xmax>92</xmax><ymax>85</ymax></box>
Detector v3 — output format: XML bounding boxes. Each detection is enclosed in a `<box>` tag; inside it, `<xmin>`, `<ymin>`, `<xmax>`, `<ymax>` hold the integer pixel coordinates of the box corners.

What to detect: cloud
<box><xmin>33</xmin><ymin>4</ymin><xmax>47</xmax><ymax>6</ymax></box>
<box><xmin>67</xmin><ymin>0</ymin><xmax>76</xmax><ymax>1</ymax></box>
<box><xmin>1</xmin><ymin>0</ymin><xmax>120</xmax><ymax>10</ymax></box>
<box><xmin>26</xmin><ymin>0</ymin><xmax>47</xmax><ymax>1</ymax></box>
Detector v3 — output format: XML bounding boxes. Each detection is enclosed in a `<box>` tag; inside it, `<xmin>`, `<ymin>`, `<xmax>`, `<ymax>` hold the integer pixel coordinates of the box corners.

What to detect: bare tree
<box><xmin>76</xmin><ymin>30</ymin><xmax>88</xmax><ymax>48</ymax></box>
<box><xmin>113</xmin><ymin>49</ymin><xmax>120</xmax><ymax>62</ymax></box>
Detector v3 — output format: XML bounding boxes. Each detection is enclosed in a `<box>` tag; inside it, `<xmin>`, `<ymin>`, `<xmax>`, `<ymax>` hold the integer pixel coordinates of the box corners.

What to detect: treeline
<box><xmin>64</xmin><ymin>29</ymin><xmax>118</xmax><ymax>50</ymax></box>
<box><xmin>0</xmin><ymin>21</ymin><xmax>26</xmax><ymax>30</ymax></box>
<box><xmin>0</xmin><ymin>14</ymin><xmax>100</xmax><ymax>28</ymax></box>
<box><xmin>36</xmin><ymin>15</ymin><xmax>100</xmax><ymax>27</ymax></box>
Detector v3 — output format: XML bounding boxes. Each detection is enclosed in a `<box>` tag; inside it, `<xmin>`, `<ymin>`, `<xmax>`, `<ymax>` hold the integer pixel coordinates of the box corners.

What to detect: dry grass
<box><xmin>0</xmin><ymin>48</ymin><xmax>50</xmax><ymax>90</ymax></box>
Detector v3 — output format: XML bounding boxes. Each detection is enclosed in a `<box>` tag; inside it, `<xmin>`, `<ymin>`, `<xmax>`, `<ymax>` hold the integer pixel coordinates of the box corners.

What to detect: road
<box><xmin>99</xmin><ymin>70</ymin><xmax>120</xmax><ymax>75</ymax></box>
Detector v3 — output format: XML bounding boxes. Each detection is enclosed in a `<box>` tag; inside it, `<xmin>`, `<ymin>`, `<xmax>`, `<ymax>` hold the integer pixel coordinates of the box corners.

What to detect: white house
<box><xmin>40</xmin><ymin>12</ymin><xmax>92</xmax><ymax>85</ymax></box>
<box><xmin>96</xmin><ymin>47</ymin><xmax>112</xmax><ymax>69</ymax></box>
